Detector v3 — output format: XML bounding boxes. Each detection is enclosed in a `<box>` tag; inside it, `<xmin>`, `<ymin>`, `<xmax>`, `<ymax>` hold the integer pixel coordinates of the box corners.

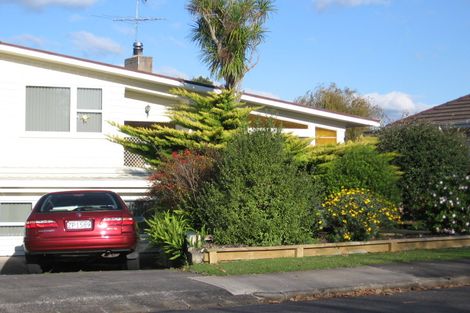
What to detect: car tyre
<box><xmin>126</xmin><ymin>254</ymin><xmax>140</xmax><ymax>270</ymax></box>
<box><xmin>26</xmin><ymin>263</ymin><xmax>43</xmax><ymax>274</ymax></box>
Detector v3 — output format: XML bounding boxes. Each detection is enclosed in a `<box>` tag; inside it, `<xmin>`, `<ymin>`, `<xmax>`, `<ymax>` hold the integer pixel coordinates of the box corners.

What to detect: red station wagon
<box><xmin>24</xmin><ymin>190</ymin><xmax>139</xmax><ymax>273</ymax></box>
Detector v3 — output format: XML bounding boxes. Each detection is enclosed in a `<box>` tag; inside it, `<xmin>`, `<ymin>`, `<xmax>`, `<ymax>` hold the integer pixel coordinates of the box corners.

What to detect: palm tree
<box><xmin>187</xmin><ymin>0</ymin><xmax>274</xmax><ymax>90</ymax></box>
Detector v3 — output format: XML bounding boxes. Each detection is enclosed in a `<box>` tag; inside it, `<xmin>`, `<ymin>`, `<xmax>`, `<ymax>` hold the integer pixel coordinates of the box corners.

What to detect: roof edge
<box><xmin>0</xmin><ymin>40</ymin><xmax>379</xmax><ymax>127</ymax></box>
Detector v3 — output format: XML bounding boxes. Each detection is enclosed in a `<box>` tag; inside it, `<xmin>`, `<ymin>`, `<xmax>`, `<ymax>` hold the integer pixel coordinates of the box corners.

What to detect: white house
<box><xmin>0</xmin><ymin>41</ymin><xmax>379</xmax><ymax>256</ymax></box>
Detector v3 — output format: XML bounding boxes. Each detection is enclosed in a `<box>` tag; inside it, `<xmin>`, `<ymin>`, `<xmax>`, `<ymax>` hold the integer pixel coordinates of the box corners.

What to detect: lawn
<box><xmin>189</xmin><ymin>247</ymin><xmax>470</xmax><ymax>276</ymax></box>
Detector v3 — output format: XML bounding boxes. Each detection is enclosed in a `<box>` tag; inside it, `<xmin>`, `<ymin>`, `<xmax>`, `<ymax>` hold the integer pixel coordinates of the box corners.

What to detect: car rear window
<box><xmin>37</xmin><ymin>192</ymin><xmax>121</xmax><ymax>213</ymax></box>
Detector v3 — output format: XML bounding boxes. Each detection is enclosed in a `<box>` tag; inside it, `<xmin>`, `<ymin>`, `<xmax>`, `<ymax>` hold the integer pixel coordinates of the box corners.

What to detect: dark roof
<box><xmin>402</xmin><ymin>94</ymin><xmax>470</xmax><ymax>127</ymax></box>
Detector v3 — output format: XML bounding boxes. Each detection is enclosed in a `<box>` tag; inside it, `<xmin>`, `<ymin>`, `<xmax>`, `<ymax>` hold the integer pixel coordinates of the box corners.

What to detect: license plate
<box><xmin>66</xmin><ymin>220</ymin><xmax>92</xmax><ymax>230</ymax></box>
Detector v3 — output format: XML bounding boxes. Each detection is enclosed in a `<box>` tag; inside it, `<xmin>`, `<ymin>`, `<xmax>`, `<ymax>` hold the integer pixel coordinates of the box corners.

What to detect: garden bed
<box><xmin>202</xmin><ymin>235</ymin><xmax>470</xmax><ymax>264</ymax></box>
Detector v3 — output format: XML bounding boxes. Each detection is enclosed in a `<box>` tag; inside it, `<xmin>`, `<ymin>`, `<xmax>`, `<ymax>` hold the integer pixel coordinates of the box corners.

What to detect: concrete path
<box><xmin>191</xmin><ymin>259</ymin><xmax>470</xmax><ymax>300</ymax></box>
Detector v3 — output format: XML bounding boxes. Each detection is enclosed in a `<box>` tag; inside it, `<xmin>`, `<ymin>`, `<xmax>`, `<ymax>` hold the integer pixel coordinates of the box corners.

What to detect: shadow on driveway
<box><xmin>0</xmin><ymin>251</ymin><xmax>168</xmax><ymax>275</ymax></box>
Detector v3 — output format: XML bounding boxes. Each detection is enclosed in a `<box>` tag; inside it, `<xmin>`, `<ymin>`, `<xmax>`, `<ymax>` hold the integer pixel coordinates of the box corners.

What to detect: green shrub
<box><xmin>319</xmin><ymin>144</ymin><xmax>401</xmax><ymax>203</ymax></box>
<box><xmin>426</xmin><ymin>174</ymin><xmax>470</xmax><ymax>234</ymax></box>
<box><xmin>377</xmin><ymin>121</ymin><xmax>470</xmax><ymax>222</ymax></box>
<box><xmin>192</xmin><ymin>128</ymin><xmax>321</xmax><ymax>246</ymax></box>
<box><xmin>320</xmin><ymin>188</ymin><xmax>401</xmax><ymax>242</ymax></box>
<box><xmin>146</xmin><ymin>210</ymin><xmax>191</xmax><ymax>266</ymax></box>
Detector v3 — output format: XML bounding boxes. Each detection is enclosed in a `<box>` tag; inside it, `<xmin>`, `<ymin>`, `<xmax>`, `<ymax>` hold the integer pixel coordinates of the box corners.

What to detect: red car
<box><xmin>24</xmin><ymin>190</ymin><xmax>139</xmax><ymax>273</ymax></box>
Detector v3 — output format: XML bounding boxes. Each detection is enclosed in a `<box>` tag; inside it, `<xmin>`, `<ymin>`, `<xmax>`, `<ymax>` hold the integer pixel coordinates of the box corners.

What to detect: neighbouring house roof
<box><xmin>0</xmin><ymin>41</ymin><xmax>379</xmax><ymax>128</ymax></box>
<box><xmin>400</xmin><ymin>94</ymin><xmax>470</xmax><ymax>129</ymax></box>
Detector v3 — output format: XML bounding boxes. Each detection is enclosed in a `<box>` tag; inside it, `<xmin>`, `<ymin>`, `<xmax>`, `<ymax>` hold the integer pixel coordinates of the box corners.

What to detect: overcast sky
<box><xmin>1</xmin><ymin>0</ymin><xmax>470</xmax><ymax>122</ymax></box>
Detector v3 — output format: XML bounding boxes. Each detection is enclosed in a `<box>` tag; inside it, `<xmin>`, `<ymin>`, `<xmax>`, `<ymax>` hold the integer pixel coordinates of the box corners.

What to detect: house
<box><xmin>0</xmin><ymin>41</ymin><xmax>379</xmax><ymax>256</ymax></box>
<box><xmin>398</xmin><ymin>94</ymin><xmax>470</xmax><ymax>143</ymax></box>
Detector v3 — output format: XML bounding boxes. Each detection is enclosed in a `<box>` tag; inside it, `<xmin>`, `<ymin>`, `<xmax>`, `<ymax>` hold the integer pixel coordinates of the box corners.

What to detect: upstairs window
<box><xmin>77</xmin><ymin>88</ymin><xmax>102</xmax><ymax>133</ymax></box>
<box><xmin>25</xmin><ymin>86</ymin><xmax>102</xmax><ymax>133</ymax></box>
<box><xmin>26</xmin><ymin>86</ymin><xmax>70</xmax><ymax>132</ymax></box>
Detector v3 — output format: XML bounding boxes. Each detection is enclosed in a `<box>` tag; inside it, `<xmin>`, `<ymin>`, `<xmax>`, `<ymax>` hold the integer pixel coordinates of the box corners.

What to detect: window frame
<box><xmin>0</xmin><ymin>202</ymin><xmax>33</xmax><ymax>227</ymax></box>
<box><xmin>24</xmin><ymin>86</ymin><xmax>104</xmax><ymax>135</ymax></box>
<box><xmin>76</xmin><ymin>88</ymin><xmax>103</xmax><ymax>133</ymax></box>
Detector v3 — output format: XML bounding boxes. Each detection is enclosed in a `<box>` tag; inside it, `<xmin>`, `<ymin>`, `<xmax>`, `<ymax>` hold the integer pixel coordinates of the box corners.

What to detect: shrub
<box><xmin>320</xmin><ymin>188</ymin><xmax>401</xmax><ymax>242</ymax></box>
<box><xmin>192</xmin><ymin>128</ymin><xmax>321</xmax><ymax>246</ymax></box>
<box><xmin>148</xmin><ymin>149</ymin><xmax>217</xmax><ymax>211</ymax></box>
<box><xmin>319</xmin><ymin>144</ymin><xmax>401</xmax><ymax>203</ymax></box>
<box><xmin>377</xmin><ymin>121</ymin><xmax>470</xmax><ymax>222</ymax></box>
<box><xmin>145</xmin><ymin>210</ymin><xmax>191</xmax><ymax>266</ymax></box>
<box><xmin>426</xmin><ymin>174</ymin><xmax>470</xmax><ymax>235</ymax></box>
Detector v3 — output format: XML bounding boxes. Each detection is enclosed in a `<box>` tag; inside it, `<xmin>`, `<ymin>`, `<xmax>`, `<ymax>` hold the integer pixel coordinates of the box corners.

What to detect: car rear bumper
<box><xmin>24</xmin><ymin>234</ymin><xmax>137</xmax><ymax>255</ymax></box>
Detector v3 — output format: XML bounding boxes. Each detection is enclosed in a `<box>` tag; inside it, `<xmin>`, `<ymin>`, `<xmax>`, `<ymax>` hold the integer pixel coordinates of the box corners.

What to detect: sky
<box><xmin>1</xmin><ymin>0</ymin><xmax>470</xmax><ymax>122</ymax></box>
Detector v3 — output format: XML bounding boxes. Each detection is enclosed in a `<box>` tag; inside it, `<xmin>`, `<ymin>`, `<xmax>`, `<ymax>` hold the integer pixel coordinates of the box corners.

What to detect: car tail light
<box><xmin>122</xmin><ymin>217</ymin><xmax>134</xmax><ymax>226</ymax></box>
<box><xmin>25</xmin><ymin>220</ymin><xmax>58</xmax><ymax>229</ymax></box>
<box><xmin>100</xmin><ymin>217</ymin><xmax>134</xmax><ymax>226</ymax></box>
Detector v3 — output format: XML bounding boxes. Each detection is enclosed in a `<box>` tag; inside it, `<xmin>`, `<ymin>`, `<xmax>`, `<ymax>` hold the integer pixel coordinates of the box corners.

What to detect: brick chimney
<box><xmin>124</xmin><ymin>41</ymin><xmax>153</xmax><ymax>73</ymax></box>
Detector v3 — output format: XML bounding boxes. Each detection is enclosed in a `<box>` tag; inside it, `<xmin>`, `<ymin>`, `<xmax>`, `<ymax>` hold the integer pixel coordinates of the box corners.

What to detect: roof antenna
<box><xmin>113</xmin><ymin>0</ymin><xmax>163</xmax><ymax>55</ymax></box>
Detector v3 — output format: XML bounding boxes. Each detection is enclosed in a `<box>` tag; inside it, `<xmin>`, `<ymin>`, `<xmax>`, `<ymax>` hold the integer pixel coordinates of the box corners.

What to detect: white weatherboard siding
<box><xmin>0</xmin><ymin>42</ymin><xmax>379</xmax><ymax>255</ymax></box>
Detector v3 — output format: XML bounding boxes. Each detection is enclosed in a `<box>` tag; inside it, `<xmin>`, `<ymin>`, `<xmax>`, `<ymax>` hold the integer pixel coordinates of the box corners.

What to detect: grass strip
<box><xmin>189</xmin><ymin>247</ymin><xmax>470</xmax><ymax>276</ymax></box>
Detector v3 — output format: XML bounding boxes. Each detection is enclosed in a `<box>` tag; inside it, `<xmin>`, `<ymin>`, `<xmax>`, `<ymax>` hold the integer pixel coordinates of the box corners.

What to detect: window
<box><xmin>26</xmin><ymin>86</ymin><xmax>70</xmax><ymax>132</ymax></box>
<box><xmin>25</xmin><ymin>86</ymin><xmax>103</xmax><ymax>133</ymax></box>
<box><xmin>0</xmin><ymin>203</ymin><xmax>32</xmax><ymax>223</ymax></box>
<box><xmin>77</xmin><ymin>88</ymin><xmax>102</xmax><ymax>132</ymax></box>
<box><xmin>315</xmin><ymin>127</ymin><xmax>337</xmax><ymax>145</ymax></box>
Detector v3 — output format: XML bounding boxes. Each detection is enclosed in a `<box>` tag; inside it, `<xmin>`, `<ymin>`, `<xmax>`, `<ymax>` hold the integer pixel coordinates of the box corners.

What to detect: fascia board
<box><xmin>1</xmin><ymin>42</ymin><xmax>380</xmax><ymax>127</ymax></box>
<box><xmin>0</xmin><ymin>43</ymin><xmax>185</xmax><ymax>89</ymax></box>
<box><xmin>241</xmin><ymin>94</ymin><xmax>381</xmax><ymax>127</ymax></box>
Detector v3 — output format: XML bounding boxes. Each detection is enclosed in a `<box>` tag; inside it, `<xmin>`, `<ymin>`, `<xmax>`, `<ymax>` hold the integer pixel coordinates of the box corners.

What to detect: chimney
<box><xmin>124</xmin><ymin>41</ymin><xmax>153</xmax><ymax>73</ymax></box>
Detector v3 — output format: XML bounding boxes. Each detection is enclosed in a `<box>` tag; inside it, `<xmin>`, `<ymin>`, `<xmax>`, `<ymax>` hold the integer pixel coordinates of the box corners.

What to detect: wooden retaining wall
<box><xmin>203</xmin><ymin>235</ymin><xmax>470</xmax><ymax>264</ymax></box>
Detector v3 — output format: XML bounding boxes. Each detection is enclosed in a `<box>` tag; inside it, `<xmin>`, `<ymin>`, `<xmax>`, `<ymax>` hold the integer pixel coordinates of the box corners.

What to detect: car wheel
<box><xmin>125</xmin><ymin>254</ymin><xmax>140</xmax><ymax>270</ymax></box>
<box><xmin>26</xmin><ymin>263</ymin><xmax>43</xmax><ymax>274</ymax></box>
<box><xmin>39</xmin><ymin>261</ymin><xmax>53</xmax><ymax>273</ymax></box>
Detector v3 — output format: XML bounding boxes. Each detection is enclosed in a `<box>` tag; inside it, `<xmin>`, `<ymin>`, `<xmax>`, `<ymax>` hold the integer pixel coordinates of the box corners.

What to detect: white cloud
<box><xmin>156</xmin><ymin>66</ymin><xmax>189</xmax><ymax>79</ymax></box>
<box><xmin>10</xmin><ymin>34</ymin><xmax>45</xmax><ymax>47</ymax></box>
<box><xmin>313</xmin><ymin>0</ymin><xmax>390</xmax><ymax>11</ymax></box>
<box><xmin>365</xmin><ymin>91</ymin><xmax>430</xmax><ymax>122</ymax></box>
<box><xmin>70</xmin><ymin>31</ymin><xmax>122</xmax><ymax>57</ymax></box>
<box><xmin>0</xmin><ymin>0</ymin><xmax>97</xmax><ymax>9</ymax></box>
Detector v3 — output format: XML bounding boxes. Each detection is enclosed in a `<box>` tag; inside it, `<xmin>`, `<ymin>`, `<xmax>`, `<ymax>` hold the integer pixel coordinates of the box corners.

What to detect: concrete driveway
<box><xmin>0</xmin><ymin>256</ymin><xmax>256</xmax><ymax>313</ymax></box>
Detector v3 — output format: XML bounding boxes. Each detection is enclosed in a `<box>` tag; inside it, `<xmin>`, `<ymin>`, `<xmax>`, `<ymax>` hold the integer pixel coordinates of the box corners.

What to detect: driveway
<box><xmin>0</xmin><ymin>258</ymin><xmax>256</xmax><ymax>313</ymax></box>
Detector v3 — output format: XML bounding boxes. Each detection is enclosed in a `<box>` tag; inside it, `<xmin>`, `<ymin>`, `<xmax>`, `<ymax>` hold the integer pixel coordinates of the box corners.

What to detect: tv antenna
<box><xmin>112</xmin><ymin>0</ymin><xmax>163</xmax><ymax>44</ymax></box>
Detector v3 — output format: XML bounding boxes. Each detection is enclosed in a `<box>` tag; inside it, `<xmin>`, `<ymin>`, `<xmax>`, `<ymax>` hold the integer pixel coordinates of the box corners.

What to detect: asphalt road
<box><xmin>162</xmin><ymin>286</ymin><xmax>470</xmax><ymax>313</ymax></box>
<box><xmin>0</xmin><ymin>268</ymin><xmax>257</xmax><ymax>313</ymax></box>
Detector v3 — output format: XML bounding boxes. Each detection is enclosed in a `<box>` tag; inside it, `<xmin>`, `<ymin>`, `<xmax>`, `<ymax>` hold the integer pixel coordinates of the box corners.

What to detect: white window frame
<box><xmin>24</xmin><ymin>86</ymin><xmax>104</xmax><ymax>136</ymax></box>
<box><xmin>0</xmin><ymin>202</ymin><xmax>33</xmax><ymax>227</ymax></box>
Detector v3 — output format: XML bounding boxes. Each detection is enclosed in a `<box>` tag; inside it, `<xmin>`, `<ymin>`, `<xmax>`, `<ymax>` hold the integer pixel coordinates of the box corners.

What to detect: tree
<box><xmin>109</xmin><ymin>89</ymin><xmax>255</xmax><ymax>166</ymax></box>
<box><xmin>296</xmin><ymin>83</ymin><xmax>383</xmax><ymax>140</ymax></box>
<box><xmin>187</xmin><ymin>0</ymin><xmax>274</xmax><ymax>90</ymax></box>
<box><xmin>191</xmin><ymin>75</ymin><xmax>215</xmax><ymax>86</ymax></box>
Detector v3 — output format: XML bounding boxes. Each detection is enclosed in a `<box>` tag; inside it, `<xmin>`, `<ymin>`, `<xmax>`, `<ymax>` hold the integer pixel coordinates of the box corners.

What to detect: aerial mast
<box><xmin>113</xmin><ymin>0</ymin><xmax>163</xmax><ymax>54</ymax></box>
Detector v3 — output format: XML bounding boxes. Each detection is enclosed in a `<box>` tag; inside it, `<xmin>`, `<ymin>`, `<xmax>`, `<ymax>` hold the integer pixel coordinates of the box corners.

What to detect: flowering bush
<box><xmin>320</xmin><ymin>188</ymin><xmax>401</xmax><ymax>242</ymax></box>
<box><xmin>149</xmin><ymin>149</ymin><xmax>217</xmax><ymax>211</ymax></box>
<box><xmin>426</xmin><ymin>174</ymin><xmax>470</xmax><ymax>235</ymax></box>
<box><xmin>377</xmin><ymin>121</ymin><xmax>470</xmax><ymax>222</ymax></box>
